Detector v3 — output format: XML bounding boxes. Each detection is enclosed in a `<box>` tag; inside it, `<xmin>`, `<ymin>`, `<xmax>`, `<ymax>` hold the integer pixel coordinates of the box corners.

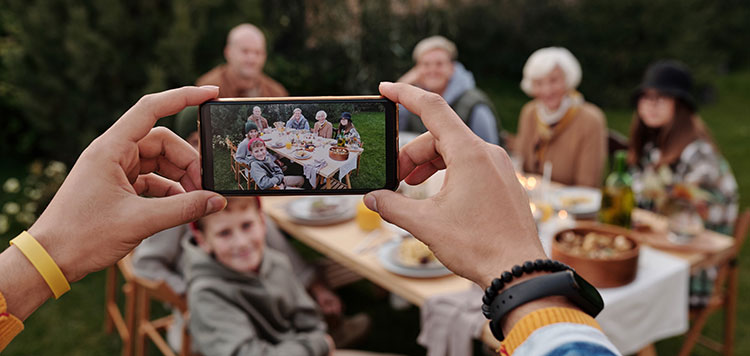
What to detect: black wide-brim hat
<box><xmin>631</xmin><ymin>60</ymin><xmax>696</xmax><ymax>111</ymax></box>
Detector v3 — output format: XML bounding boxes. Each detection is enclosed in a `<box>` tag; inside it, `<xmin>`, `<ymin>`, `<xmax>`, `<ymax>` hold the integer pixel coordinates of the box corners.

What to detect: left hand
<box><xmin>311</xmin><ymin>283</ymin><xmax>342</xmax><ymax>316</ymax></box>
<box><xmin>28</xmin><ymin>86</ymin><xmax>227</xmax><ymax>283</ymax></box>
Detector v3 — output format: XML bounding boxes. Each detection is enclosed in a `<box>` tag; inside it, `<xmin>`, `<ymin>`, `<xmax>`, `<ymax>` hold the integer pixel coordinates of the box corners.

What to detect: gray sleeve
<box><xmin>398</xmin><ymin>105</ymin><xmax>412</xmax><ymax>131</ymax></box>
<box><xmin>250</xmin><ymin>162</ymin><xmax>279</xmax><ymax>190</ymax></box>
<box><xmin>132</xmin><ymin>225</ymin><xmax>187</xmax><ymax>294</ymax></box>
<box><xmin>264</xmin><ymin>217</ymin><xmax>317</xmax><ymax>287</ymax></box>
<box><xmin>235</xmin><ymin>142</ymin><xmax>250</xmax><ymax>165</ymax></box>
<box><xmin>468</xmin><ymin>104</ymin><xmax>499</xmax><ymax>145</ymax></box>
<box><xmin>189</xmin><ymin>287</ymin><xmax>329</xmax><ymax>356</ymax></box>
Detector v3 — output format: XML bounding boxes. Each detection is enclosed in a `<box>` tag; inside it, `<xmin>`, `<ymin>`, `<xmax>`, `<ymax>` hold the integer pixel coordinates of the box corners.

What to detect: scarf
<box><xmin>532</xmin><ymin>91</ymin><xmax>583</xmax><ymax>170</ymax></box>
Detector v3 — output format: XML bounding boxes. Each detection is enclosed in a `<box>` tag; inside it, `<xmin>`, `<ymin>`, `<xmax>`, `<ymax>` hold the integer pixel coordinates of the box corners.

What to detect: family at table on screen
<box><xmin>235</xmin><ymin>107</ymin><xmax>362</xmax><ymax>190</ymax></box>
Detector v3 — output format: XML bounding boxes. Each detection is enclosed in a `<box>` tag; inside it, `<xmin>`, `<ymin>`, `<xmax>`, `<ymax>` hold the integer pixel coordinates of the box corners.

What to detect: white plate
<box><xmin>551</xmin><ymin>186</ymin><xmax>602</xmax><ymax>216</ymax></box>
<box><xmin>270</xmin><ymin>142</ymin><xmax>285</xmax><ymax>148</ymax></box>
<box><xmin>292</xmin><ymin>150</ymin><xmax>312</xmax><ymax>159</ymax></box>
<box><xmin>286</xmin><ymin>197</ymin><xmax>356</xmax><ymax>225</ymax></box>
<box><xmin>261</xmin><ymin>136</ymin><xmax>272</xmax><ymax>141</ymax></box>
<box><xmin>378</xmin><ymin>240</ymin><xmax>452</xmax><ymax>278</ymax></box>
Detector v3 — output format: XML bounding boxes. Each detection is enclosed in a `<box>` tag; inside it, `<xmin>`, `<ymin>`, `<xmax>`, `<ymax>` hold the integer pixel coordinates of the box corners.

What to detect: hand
<box><xmin>396</xmin><ymin>66</ymin><xmax>421</xmax><ymax>85</ymax></box>
<box><xmin>28</xmin><ymin>86</ymin><xmax>227</xmax><ymax>283</ymax></box>
<box><xmin>310</xmin><ymin>283</ymin><xmax>342</xmax><ymax>317</ymax></box>
<box><xmin>324</xmin><ymin>334</ymin><xmax>336</xmax><ymax>356</ymax></box>
<box><xmin>364</xmin><ymin>82</ymin><xmax>546</xmax><ymax>289</ymax></box>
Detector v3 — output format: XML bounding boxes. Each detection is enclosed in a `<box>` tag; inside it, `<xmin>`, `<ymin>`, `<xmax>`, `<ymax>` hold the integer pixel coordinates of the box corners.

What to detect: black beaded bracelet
<box><xmin>481</xmin><ymin>259</ymin><xmax>573</xmax><ymax>319</ymax></box>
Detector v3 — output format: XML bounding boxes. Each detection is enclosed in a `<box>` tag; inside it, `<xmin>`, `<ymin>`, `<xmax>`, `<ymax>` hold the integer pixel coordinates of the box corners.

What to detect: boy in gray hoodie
<box><xmin>185</xmin><ymin>198</ymin><xmax>397</xmax><ymax>356</ymax></box>
<box><xmin>247</xmin><ymin>138</ymin><xmax>303</xmax><ymax>189</ymax></box>
<box><xmin>185</xmin><ymin>197</ymin><xmax>332</xmax><ymax>355</ymax></box>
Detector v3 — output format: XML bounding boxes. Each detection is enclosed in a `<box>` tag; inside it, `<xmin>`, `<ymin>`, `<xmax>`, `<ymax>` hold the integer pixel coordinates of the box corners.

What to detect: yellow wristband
<box><xmin>10</xmin><ymin>231</ymin><xmax>70</xmax><ymax>299</ymax></box>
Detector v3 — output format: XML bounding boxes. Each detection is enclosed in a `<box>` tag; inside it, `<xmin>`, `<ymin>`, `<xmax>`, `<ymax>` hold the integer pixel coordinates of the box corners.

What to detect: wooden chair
<box><xmin>355</xmin><ymin>141</ymin><xmax>364</xmax><ymax>176</ymax></box>
<box><xmin>226</xmin><ymin>138</ymin><xmax>258</xmax><ymax>190</ymax></box>
<box><xmin>225</xmin><ymin>138</ymin><xmax>240</xmax><ymax>186</ymax></box>
<box><xmin>105</xmin><ymin>254</ymin><xmax>138</xmax><ymax>356</ymax></box>
<box><xmin>678</xmin><ymin>209</ymin><xmax>750</xmax><ymax>356</ymax></box>
<box><xmin>134</xmin><ymin>274</ymin><xmax>192</xmax><ymax>356</ymax></box>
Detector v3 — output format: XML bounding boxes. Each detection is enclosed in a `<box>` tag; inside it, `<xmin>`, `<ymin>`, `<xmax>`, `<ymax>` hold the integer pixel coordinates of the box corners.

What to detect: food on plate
<box><xmin>398</xmin><ymin>238</ymin><xmax>437</xmax><ymax>267</ymax></box>
<box><xmin>304</xmin><ymin>143</ymin><xmax>316</xmax><ymax>152</ymax></box>
<box><xmin>557</xmin><ymin>231</ymin><xmax>634</xmax><ymax>259</ymax></box>
<box><xmin>560</xmin><ymin>195</ymin><xmax>592</xmax><ymax>208</ymax></box>
<box><xmin>293</xmin><ymin>150</ymin><xmax>311</xmax><ymax>159</ymax></box>
<box><xmin>309</xmin><ymin>198</ymin><xmax>340</xmax><ymax>217</ymax></box>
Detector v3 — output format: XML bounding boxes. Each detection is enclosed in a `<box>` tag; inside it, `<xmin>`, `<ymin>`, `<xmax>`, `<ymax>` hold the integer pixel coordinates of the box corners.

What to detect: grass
<box><xmin>214</xmin><ymin>112</ymin><xmax>387</xmax><ymax>190</ymax></box>
<box><xmin>2</xmin><ymin>71</ymin><xmax>750</xmax><ymax>355</ymax></box>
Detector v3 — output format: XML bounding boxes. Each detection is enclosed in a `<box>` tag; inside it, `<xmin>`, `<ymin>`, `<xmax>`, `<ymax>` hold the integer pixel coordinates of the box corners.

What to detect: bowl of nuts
<box><xmin>551</xmin><ymin>223</ymin><xmax>640</xmax><ymax>288</ymax></box>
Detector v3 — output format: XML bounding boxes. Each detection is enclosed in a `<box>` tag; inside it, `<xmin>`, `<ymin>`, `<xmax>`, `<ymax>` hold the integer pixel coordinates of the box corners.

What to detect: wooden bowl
<box><xmin>329</xmin><ymin>146</ymin><xmax>349</xmax><ymax>161</ymax></box>
<box><xmin>551</xmin><ymin>223</ymin><xmax>640</xmax><ymax>288</ymax></box>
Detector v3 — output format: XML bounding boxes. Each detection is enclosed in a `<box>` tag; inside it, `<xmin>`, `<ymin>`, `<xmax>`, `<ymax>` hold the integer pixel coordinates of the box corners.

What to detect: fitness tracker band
<box><xmin>488</xmin><ymin>270</ymin><xmax>604</xmax><ymax>341</ymax></box>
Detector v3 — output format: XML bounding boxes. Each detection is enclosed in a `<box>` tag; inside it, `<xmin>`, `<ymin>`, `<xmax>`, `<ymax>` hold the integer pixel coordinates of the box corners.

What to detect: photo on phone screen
<box><xmin>199</xmin><ymin>96</ymin><xmax>399</xmax><ymax>195</ymax></box>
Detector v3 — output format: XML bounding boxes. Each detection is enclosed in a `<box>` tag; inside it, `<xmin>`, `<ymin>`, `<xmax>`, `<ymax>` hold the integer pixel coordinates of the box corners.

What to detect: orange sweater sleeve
<box><xmin>499</xmin><ymin>307</ymin><xmax>602</xmax><ymax>355</ymax></box>
<box><xmin>0</xmin><ymin>290</ymin><xmax>24</xmax><ymax>352</ymax></box>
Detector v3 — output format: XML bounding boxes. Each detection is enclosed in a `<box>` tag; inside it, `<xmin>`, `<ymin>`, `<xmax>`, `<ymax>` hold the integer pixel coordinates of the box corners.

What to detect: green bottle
<box><xmin>599</xmin><ymin>150</ymin><xmax>635</xmax><ymax>227</ymax></box>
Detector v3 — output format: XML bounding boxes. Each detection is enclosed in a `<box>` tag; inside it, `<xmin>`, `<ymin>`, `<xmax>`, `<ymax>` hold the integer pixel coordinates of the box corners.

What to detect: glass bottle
<box><xmin>599</xmin><ymin>150</ymin><xmax>635</xmax><ymax>227</ymax></box>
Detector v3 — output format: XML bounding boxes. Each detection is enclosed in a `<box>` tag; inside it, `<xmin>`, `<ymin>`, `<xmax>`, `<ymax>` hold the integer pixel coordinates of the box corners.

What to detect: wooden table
<box><xmin>260</xmin><ymin>196</ymin><xmax>503</xmax><ymax>347</ymax></box>
<box><xmin>262</xmin><ymin>129</ymin><xmax>362</xmax><ymax>189</ymax></box>
<box><xmin>262</xmin><ymin>196</ymin><xmax>735</xmax><ymax>352</ymax></box>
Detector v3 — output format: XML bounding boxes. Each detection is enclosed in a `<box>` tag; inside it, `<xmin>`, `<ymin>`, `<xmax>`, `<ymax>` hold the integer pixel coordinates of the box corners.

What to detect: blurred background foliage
<box><xmin>1</xmin><ymin>0</ymin><xmax>748</xmax><ymax>164</ymax></box>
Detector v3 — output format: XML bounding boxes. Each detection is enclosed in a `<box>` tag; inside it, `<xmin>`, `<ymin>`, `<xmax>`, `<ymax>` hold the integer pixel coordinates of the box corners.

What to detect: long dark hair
<box><xmin>627</xmin><ymin>99</ymin><xmax>714</xmax><ymax>167</ymax></box>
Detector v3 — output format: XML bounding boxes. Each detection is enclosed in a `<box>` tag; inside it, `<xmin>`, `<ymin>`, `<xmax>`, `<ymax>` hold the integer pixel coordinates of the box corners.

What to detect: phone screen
<box><xmin>199</xmin><ymin>96</ymin><xmax>399</xmax><ymax>195</ymax></box>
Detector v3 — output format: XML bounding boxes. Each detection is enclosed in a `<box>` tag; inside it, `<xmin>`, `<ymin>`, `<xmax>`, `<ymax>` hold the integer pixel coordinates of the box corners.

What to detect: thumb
<box><xmin>364</xmin><ymin>190</ymin><xmax>426</xmax><ymax>233</ymax></box>
<box><xmin>141</xmin><ymin>190</ymin><xmax>227</xmax><ymax>233</ymax></box>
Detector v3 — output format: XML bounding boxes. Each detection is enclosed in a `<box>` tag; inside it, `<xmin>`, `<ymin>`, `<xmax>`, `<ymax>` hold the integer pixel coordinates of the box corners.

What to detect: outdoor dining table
<box><xmin>261</xmin><ymin>180</ymin><xmax>734</xmax><ymax>354</ymax></box>
<box><xmin>260</xmin><ymin>128</ymin><xmax>362</xmax><ymax>189</ymax></box>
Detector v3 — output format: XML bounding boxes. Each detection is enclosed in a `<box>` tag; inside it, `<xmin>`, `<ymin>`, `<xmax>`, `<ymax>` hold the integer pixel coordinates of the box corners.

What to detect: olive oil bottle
<box><xmin>599</xmin><ymin>150</ymin><xmax>635</xmax><ymax>227</ymax></box>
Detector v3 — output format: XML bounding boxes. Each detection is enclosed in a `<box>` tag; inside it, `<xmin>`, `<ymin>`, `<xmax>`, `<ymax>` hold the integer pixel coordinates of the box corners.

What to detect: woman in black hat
<box><xmin>628</xmin><ymin>60</ymin><xmax>739</xmax><ymax>308</ymax></box>
<box><xmin>627</xmin><ymin>60</ymin><xmax>738</xmax><ymax>235</ymax></box>
<box><xmin>335</xmin><ymin>112</ymin><xmax>361</xmax><ymax>147</ymax></box>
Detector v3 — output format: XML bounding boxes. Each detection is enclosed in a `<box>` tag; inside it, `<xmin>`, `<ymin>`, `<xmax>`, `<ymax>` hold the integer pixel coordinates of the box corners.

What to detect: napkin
<box><xmin>417</xmin><ymin>285</ymin><xmax>486</xmax><ymax>356</ymax></box>
<box><xmin>304</xmin><ymin>159</ymin><xmax>328</xmax><ymax>188</ymax></box>
<box><xmin>338</xmin><ymin>153</ymin><xmax>359</xmax><ymax>181</ymax></box>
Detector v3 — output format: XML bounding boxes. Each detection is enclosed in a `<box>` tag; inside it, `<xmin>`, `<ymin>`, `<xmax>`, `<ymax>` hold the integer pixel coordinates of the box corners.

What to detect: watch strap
<box><xmin>489</xmin><ymin>270</ymin><xmax>603</xmax><ymax>341</ymax></box>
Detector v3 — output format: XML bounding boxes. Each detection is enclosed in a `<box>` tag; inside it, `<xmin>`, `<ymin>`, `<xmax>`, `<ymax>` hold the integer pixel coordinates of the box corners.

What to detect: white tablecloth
<box><xmin>539</xmin><ymin>219</ymin><xmax>690</xmax><ymax>355</ymax></box>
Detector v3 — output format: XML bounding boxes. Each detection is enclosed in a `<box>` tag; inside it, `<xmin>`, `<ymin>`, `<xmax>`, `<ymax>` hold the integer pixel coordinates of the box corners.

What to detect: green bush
<box><xmin>1</xmin><ymin>0</ymin><xmax>748</xmax><ymax>163</ymax></box>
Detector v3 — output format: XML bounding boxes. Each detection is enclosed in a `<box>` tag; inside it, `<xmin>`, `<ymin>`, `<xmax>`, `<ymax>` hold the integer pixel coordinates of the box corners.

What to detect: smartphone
<box><xmin>199</xmin><ymin>96</ymin><xmax>399</xmax><ymax>195</ymax></box>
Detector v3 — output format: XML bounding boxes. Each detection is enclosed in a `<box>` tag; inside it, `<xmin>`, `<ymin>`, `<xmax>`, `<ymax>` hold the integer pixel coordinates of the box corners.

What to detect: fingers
<box><xmin>133</xmin><ymin>173</ymin><xmax>186</xmax><ymax>197</ymax></box>
<box><xmin>108</xmin><ymin>86</ymin><xmax>219</xmax><ymax>143</ymax></box>
<box><xmin>404</xmin><ymin>157</ymin><xmax>445</xmax><ymax>185</ymax></box>
<box><xmin>379</xmin><ymin>82</ymin><xmax>473</xmax><ymax>143</ymax></box>
<box><xmin>136</xmin><ymin>127</ymin><xmax>202</xmax><ymax>191</ymax></box>
<box><xmin>137</xmin><ymin>190</ymin><xmax>227</xmax><ymax>235</ymax></box>
<box><xmin>397</xmin><ymin>132</ymin><xmax>438</xmax><ymax>180</ymax></box>
<box><xmin>363</xmin><ymin>190</ymin><xmax>427</xmax><ymax>234</ymax></box>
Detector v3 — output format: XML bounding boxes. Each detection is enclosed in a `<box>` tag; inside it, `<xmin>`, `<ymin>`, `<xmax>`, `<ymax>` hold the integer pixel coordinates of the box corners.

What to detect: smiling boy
<box><xmin>185</xmin><ymin>198</ymin><xmax>334</xmax><ymax>355</ymax></box>
<box><xmin>248</xmin><ymin>138</ymin><xmax>303</xmax><ymax>189</ymax></box>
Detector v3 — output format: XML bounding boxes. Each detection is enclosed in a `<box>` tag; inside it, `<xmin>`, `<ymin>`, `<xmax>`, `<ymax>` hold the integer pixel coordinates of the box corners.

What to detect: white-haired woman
<box><xmin>311</xmin><ymin>110</ymin><xmax>332</xmax><ymax>138</ymax></box>
<box><xmin>514</xmin><ymin>47</ymin><xmax>607</xmax><ymax>187</ymax></box>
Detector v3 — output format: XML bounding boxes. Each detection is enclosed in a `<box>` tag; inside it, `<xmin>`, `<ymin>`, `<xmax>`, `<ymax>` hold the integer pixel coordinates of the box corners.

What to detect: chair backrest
<box><xmin>733</xmin><ymin>209</ymin><xmax>750</xmax><ymax>254</ymax></box>
<box><xmin>132</xmin><ymin>264</ymin><xmax>192</xmax><ymax>356</ymax></box>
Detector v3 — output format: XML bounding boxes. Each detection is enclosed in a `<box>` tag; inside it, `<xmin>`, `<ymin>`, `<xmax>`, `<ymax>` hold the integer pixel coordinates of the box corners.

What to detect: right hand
<box><xmin>365</xmin><ymin>82</ymin><xmax>546</xmax><ymax>289</ymax></box>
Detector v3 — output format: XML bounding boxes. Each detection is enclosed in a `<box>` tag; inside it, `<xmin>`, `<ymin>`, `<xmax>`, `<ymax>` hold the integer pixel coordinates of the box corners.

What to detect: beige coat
<box><xmin>312</xmin><ymin>120</ymin><xmax>333</xmax><ymax>139</ymax></box>
<box><xmin>514</xmin><ymin>100</ymin><xmax>607</xmax><ymax>187</ymax></box>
